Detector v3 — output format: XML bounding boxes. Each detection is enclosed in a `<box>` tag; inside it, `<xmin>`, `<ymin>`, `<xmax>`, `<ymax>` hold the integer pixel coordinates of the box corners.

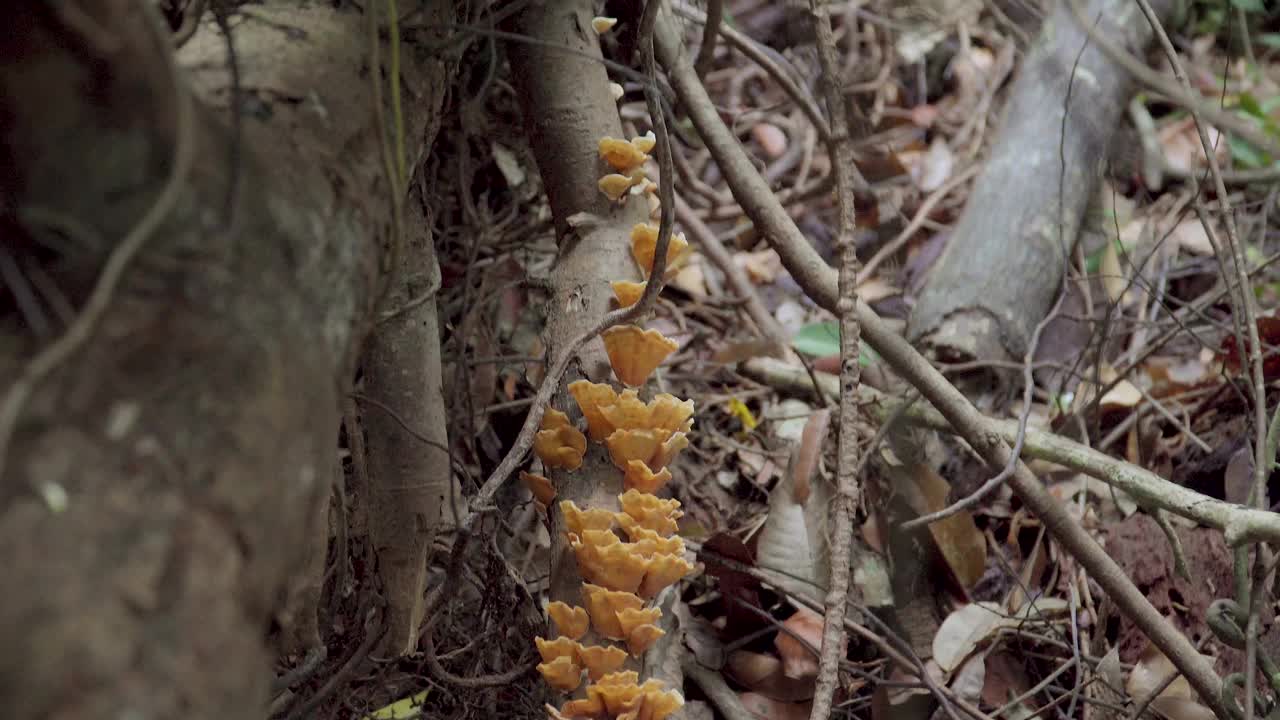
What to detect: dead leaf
<box><xmin>1127</xmin><ymin>642</ymin><xmax>1190</xmax><ymax>700</ymax></box>
<box><xmin>1100</xmin><ymin>238</ymin><xmax>1126</xmax><ymax>304</ymax></box>
<box><xmin>951</xmin><ymin>653</ymin><xmax>986</xmax><ymax>704</ymax></box>
<box><xmin>1224</xmin><ymin>445</ymin><xmax>1255</xmax><ymax>506</ymax></box>
<box><xmin>726</xmin><ymin>651</ymin><xmax>815</xmax><ymax>702</ymax></box>
<box><xmin>739</xmin><ymin>692</ymin><xmax>812</xmax><ymax>720</ymax></box>
<box><xmin>933</xmin><ymin>602</ymin><xmax>1005</xmax><ymax>672</ymax></box>
<box><xmin>1157</xmin><ymin>116</ymin><xmax>1226</xmax><ymax>174</ymax></box>
<box><xmin>981</xmin><ymin>651</ymin><xmax>1032</xmax><ymax>706</ymax></box>
<box><xmin>1169</xmin><ymin>219</ymin><xmax>1215</xmax><ymax>256</ymax></box>
<box><xmin>905</xmin><ymin>138</ymin><xmax>955</xmax><ymax>191</ymax></box>
<box><xmin>736</xmin><ymin>249</ymin><xmax>784</xmax><ymax>284</ymax></box>
<box><xmin>752</xmin><ymin>123</ymin><xmax>789</xmax><ymax>160</ymax></box>
<box><xmin>670</xmin><ymin>254</ymin><xmax>708</xmax><ymax>299</ymax></box>
<box><xmin>774</xmin><ymin>606</ymin><xmax>835</xmax><ymax>680</ymax></box>
<box><xmin>905</xmin><ymin>462</ymin><xmax>987</xmax><ymax>589</ymax></box>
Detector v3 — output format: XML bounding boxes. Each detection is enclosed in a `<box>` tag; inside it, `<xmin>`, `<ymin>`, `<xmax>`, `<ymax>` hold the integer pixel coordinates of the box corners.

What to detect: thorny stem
<box><xmin>807</xmin><ymin>2</ymin><xmax>860</xmax><ymax>719</ymax></box>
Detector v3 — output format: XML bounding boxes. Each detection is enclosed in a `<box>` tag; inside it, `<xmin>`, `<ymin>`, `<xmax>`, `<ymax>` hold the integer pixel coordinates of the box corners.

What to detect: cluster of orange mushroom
<box><xmin>520</xmin><ymin>42</ymin><xmax>697</xmax><ymax>718</ymax></box>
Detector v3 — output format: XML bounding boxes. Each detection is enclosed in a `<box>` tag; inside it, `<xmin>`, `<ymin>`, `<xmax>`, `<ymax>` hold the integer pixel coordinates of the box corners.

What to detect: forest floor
<box><xmin>286</xmin><ymin>2</ymin><xmax>1280</xmax><ymax>718</ymax></box>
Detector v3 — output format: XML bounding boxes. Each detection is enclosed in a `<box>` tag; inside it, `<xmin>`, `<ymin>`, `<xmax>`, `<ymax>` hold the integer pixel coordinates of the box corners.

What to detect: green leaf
<box><xmin>1239</xmin><ymin>92</ymin><xmax>1265</xmax><ymax>119</ymax></box>
<box><xmin>1258</xmin><ymin>34</ymin><xmax>1280</xmax><ymax>51</ymax></box>
<box><xmin>790</xmin><ymin>321</ymin><xmax>876</xmax><ymax>365</ymax></box>
<box><xmin>1229</xmin><ymin>135</ymin><xmax>1270</xmax><ymax>168</ymax></box>
<box><xmin>792</xmin><ymin>321</ymin><xmax>840</xmax><ymax>357</ymax></box>
<box><xmin>1230</xmin><ymin>0</ymin><xmax>1264</xmax><ymax>11</ymax></box>
<box><xmin>364</xmin><ymin>690</ymin><xmax>429</xmax><ymax>720</ymax></box>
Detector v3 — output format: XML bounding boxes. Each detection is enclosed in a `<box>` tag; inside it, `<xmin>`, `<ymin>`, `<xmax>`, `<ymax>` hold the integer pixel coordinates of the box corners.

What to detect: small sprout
<box><xmin>592</xmin><ymin>16</ymin><xmax>618</xmax><ymax>34</ymax></box>
<box><xmin>602</xmin><ymin>325</ymin><xmax>679</xmax><ymax>387</ymax></box>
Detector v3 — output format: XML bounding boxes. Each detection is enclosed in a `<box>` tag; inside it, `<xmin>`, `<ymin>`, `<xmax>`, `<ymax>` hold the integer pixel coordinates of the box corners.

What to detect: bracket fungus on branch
<box><xmin>534</xmin><ymin>84</ymin><xmax>688</xmax><ymax>720</ymax></box>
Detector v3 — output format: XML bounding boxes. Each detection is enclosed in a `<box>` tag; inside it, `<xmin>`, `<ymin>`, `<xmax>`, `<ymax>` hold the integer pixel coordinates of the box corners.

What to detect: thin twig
<box><xmin>1120</xmin><ymin>6</ymin><xmax>1268</xmax><ymax>717</ymax></box>
<box><xmin>806</xmin><ymin>3</ymin><xmax>861</xmax><ymax>718</ymax></box>
<box><xmin>692</xmin><ymin>0</ymin><xmax>721</xmax><ymax>79</ymax></box>
<box><xmin>653</xmin><ymin>11</ymin><xmax>1228</xmax><ymax>715</ymax></box>
<box><xmin>0</xmin><ymin>3</ymin><xmax>194</xmax><ymax>480</ymax></box>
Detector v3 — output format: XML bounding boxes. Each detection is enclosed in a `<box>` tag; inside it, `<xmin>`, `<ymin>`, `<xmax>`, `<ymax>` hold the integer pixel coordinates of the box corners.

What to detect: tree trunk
<box><xmin>906</xmin><ymin>0</ymin><xmax>1178</xmax><ymax>364</ymax></box>
<box><xmin>362</xmin><ymin>168</ymin><xmax>453</xmax><ymax>656</ymax></box>
<box><xmin>0</xmin><ymin>1</ymin><xmax>446</xmax><ymax>716</ymax></box>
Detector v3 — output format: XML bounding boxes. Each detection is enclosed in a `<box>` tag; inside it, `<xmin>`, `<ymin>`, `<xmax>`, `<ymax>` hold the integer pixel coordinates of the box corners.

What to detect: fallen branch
<box><xmin>653</xmin><ymin>13</ymin><xmax>1228</xmax><ymax>715</ymax></box>
<box><xmin>741</xmin><ymin>357</ymin><xmax>1280</xmax><ymax>547</ymax></box>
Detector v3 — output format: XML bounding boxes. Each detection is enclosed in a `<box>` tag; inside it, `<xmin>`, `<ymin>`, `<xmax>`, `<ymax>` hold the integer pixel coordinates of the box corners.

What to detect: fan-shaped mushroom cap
<box><xmin>536</xmin><ymin>636</ymin><xmax>580</xmax><ymax>663</ymax></box>
<box><xmin>538</xmin><ymin>655</ymin><xmax>585</xmax><ymax>693</ymax></box>
<box><xmin>534</xmin><ymin>409</ymin><xmax>586</xmax><ymax>471</ymax></box>
<box><xmin>576</xmin><ymin>643</ymin><xmax>629</xmax><ymax>681</ymax></box>
<box><xmin>630</xmin><ymin>223</ymin><xmax>690</xmax><ymax>278</ymax></box>
<box><xmin>605</xmin><ymin>428</ymin><xmax>665</xmax><ymax>471</ymax></box>
<box><xmin>520</xmin><ymin>471</ymin><xmax>556</xmax><ymax>506</ymax></box>
<box><xmin>632</xmin><ymin>131</ymin><xmax>657</xmax><ymax>154</ymax></box>
<box><xmin>616</xmin><ymin>606</ymin><xmax>662</xmax><ymax>636</ymax></box>
<box><xmin>651</xmin><ymin>431</ymin><xmax>688</xmax><ymax>471</ymax></box>
<box><xmin>618</xmin><ymin>490</ymin><xmax>682</xmax><ymax>536</ymax></box>
<box><xmin>599</xmin><ymin>392</ymin><xmax>693</xmax><ymax>435</ymax></box>
<box><xmin>622</xmin><ymin>460</ymin><xmax>672</xmax><ymax>494</ymax></box>
<box><xmin>560</xmin><ymin>500</ymin><xmax>616</xmax><ymax>537</ymax></box>
<box><xmin>535</xmin><ymin>427</ymin><xmax>587</xmax><ymax>471</ymax></box>
<box><xmin>620</xmin><ymin>685</ymin><xmax>684</xmax><ymax>720</ymax></box>
<box><xmin>639</xmin><ymin>553</ymin><xmax>694</xmax><ymax>598</ymax></box>
<box><xmin>571</xmin><ymin>529</ymin><xmax>647</xmax><ymax>594</ymax></box>
<box><xmin>602</xmin><ymin>326</ymin><xmax>678</xmax><ymax>387</ymax></box>
<box><xmin>599</xmin><ymin>137</ymin><xmax>649</xmax><ymax>173</ymax></box>
<box><xmin>547</xmin><ymin>601</ymin><xmax>590</xmax><ymax>640</ymax></box>
<box><xmin>592</xmin><ymin>16</ymin><xmax>618</xmax><ymax>33</ymax></box>
<box><xmin>611</xmin><ymin>280</ymin><xmax>646</xmax><ymax>308</ymax></box>
<box><xmin>568</xmin><ymin>380</ymin><xmax>620</xmax><ymax>442</ymax></box>
<box><xmin>626</xmin><ymin>623</ymin><xmax>665</xmax><ymax>657</ymax></box>
<box><xmin>599</xmin><ymin>173</ymin><xmax>633</xmax><ymax>202</ymax></box>
<box><xmin>581</xmin><ymin>583</ymin><xmax>644</xmax><ymax>640</ymax></box>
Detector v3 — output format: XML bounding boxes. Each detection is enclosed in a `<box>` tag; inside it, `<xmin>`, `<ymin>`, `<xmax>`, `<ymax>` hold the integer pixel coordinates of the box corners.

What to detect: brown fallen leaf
<box><xmin>774</xmin><ymin>606</ymin><xmax>830</xmax><ymax>680</ymax></box>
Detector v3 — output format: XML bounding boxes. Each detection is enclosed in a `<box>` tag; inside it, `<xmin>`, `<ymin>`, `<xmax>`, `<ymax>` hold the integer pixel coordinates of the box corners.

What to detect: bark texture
<box><xmin>363</xmin><ymin>178</ymin><xmax>452</xmax><ymax>656</ymax></box>
<box><xmin>507</xmin><ymin>0</ymin><xmax>648</xmax><ymax>610</ymax></box>
<box><xmin>361</xmin><ymin>2</ymin><xmax>455</xmax><ymax>657</ymax></box>
<box><xmin>0</xmin><ymin>1</ymin><xmax>442</xmax><ymax>716</ymax></box>
<box><xmin>906</xmin><ymin>0</ymin><xmax>1178</xmax><ymax>362</ymax></box>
